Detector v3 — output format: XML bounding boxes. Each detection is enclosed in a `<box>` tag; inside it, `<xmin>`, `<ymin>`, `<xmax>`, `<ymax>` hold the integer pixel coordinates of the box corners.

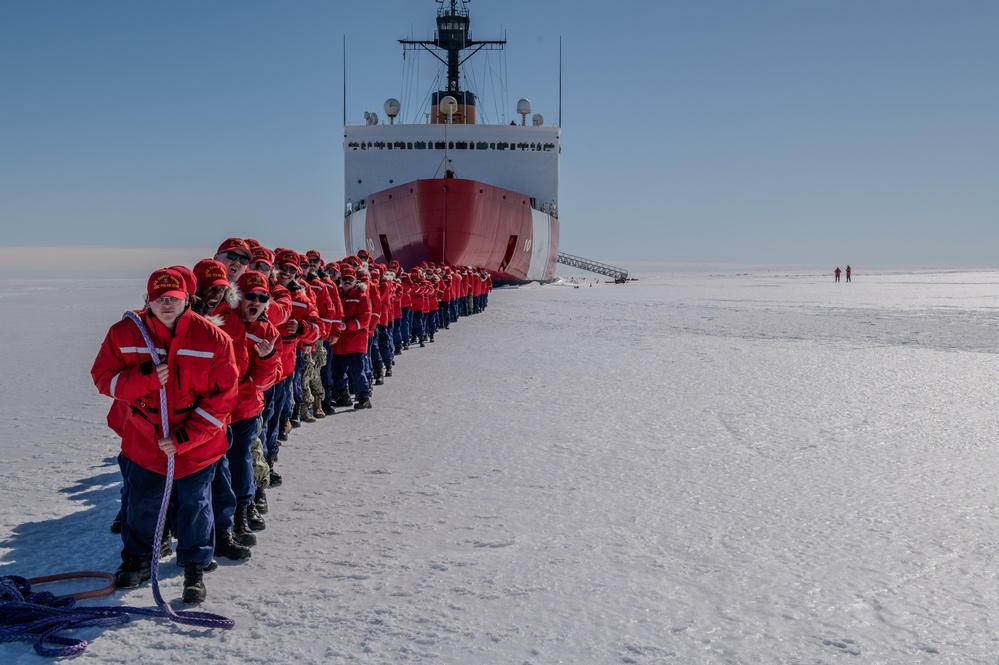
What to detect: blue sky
<box><xmin>2</xmin><ymin>1</ymin><xmax>996</xmax><ymax>266</ymax></box>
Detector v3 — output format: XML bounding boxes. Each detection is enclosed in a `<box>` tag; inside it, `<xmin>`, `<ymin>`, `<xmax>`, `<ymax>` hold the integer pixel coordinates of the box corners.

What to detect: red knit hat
<box><xmin>216</xmin><ymin>237</ymin><xmax>251</xmax><ymax>259</ymax></box>
<box><xmin>193</xmin><ymin>259</ymin><xmax>230</xmax><ymax>290</ymax></box>
<box><xmin>275</xmin><ymin>250</ymin><xmax>301</xmax><ymax>270</ymax></box>
<box><xmin>168</xmin><ymin>265</ymin><xmax>198</xmax><ymax>295</ymax></box>
<box><xmin>237</xmin><ymin>270</ymin><xmax>270</xmax><ymax>295</ymax></box>
<box><xmin>147</xmin><ymin>268</ymin><xmax>187</xmax><ymax>301</ymax></box>
<box><xmin>251</xmin><ymin>246</ymin><xmax>274</xmax><ymax>267</ymax></box>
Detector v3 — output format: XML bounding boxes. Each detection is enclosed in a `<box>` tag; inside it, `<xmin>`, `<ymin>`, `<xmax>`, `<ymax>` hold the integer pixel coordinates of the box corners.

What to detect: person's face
<box><xmin>239</xmin><ymin>291</ymin><xmax>270</xmax><ymax>322</ymax></box>
<box><xmin>149</xmin><ymin>295</ymin><xmax>186</xmax><ymax>329</ymax></box>
<box><xmin>277</xmin><ymin>264</ymin><xmax>298</xmax><ymax>286</ymax></box>
<box><xmin>203</xmin><ymin>285</ymin><xmax>226</xmax><ymax>312</ymax></box>
<box><xmin>215</xmin><ymin>250</ymin><xmax>250</xmax><ymax>282</ymax></box>
<box><xmin>340</xmin><ymin>275</ymin><xmax>356</xmax><ymax>290</ymax></box>
<box><xmin>309</xmin><ymin>258</ymin><xmax>322</xmax><ymax>272</ymax></box>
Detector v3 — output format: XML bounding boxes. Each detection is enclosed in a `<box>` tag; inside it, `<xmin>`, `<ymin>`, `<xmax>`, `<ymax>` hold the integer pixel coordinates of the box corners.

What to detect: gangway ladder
<box><xmin>556</xmin><ymin>252</ymin><xmax>630</xmax><ymax>283</ymax></box>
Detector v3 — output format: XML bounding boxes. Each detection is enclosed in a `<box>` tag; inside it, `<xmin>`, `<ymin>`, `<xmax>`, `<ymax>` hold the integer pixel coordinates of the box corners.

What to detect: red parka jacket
<box><xmin>333</xmin><ymin>282</ymin><xmax>372</xmax><ymax>354</ymax></box>
<box><xmin>91</xmin><ymin>309</ymin><xmax>238</xmax><ymax>479</ymax></box>
<box><xmin>233</xmin><ymin>317</ymin><xmax>283</xmax><ymax>422</ymax></box>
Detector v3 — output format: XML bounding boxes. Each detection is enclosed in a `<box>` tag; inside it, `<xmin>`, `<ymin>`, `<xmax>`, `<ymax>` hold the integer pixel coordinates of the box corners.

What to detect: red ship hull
<box><xmin>346</xmin><ymin>178</ymin><xmax>559</xmax><ymax>282</ymax></box>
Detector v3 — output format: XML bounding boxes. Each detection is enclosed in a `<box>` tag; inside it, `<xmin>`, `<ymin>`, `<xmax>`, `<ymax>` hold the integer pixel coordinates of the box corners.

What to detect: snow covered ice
<box><xmin>1</xmin><ymin>267</ymin><xmax>997</xmax><ymax>663</ymax></box>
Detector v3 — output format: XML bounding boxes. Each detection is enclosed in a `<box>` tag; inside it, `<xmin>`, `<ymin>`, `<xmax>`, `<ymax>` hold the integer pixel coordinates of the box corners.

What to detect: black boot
<box><xmin>290</xmin><ymin>403</ymin><xmax>302</xmax><ymax>428</ymax></box>
<box><xmin>246</xmin><ymin>501</ymin><xmax>266</xmax><ymax>531</ymax></box>
<box><xmin>182</xmin><ymin>563</ymin><xmax>206</xmax><ymax>604</ymax></box>
<box><xmin>114</xmin><ymin>556</ymin><xmax>152</xmax><ymax>589</ymax></box>
<box><xmin>419</xmin><ymin>337</ymin><xmax>426</xmax><ymax>347</ymax></box>
<box><xmin>253</xmin><ymin>487</ymin><xmax>268</xmax><ymax>514</ymax></box>
<box><xmin>354</xmin><ymin>395</ymin><xmax>372</xmax><ymax>410</ymax></box>
<box><xmin>278</xmin><ymin>417</ymin><xmax>290</xmax><ymax>441</ymax></box>
<box><xmin>110</xmin><ymin>510</ymin><xmax>122</xmax><ymax>534</ymax></box>
<box><xmin>429</xmin><ymin>333</ymin><xmax>435</xmax><ymax>343</ymax></box>
<box><xmin>333</xmin><ymin>392</ymin><xmax>353</xmax><ymax>408</ymax></box>
<box><xmin>385</xmin><ymin>365</ymin><xmax>393</xmax><ymax>377</ymax></box>
<box><xmin>266</xmin><ymin>456</ymin><xmax>282</xmax><ymax>488</ymax></box>
<box><xmin>374</xmin><ymin>366</ymin><xmax>385</xmax><ymax>386</ymax></box>
<box><xmin>215</xmin><ymin>527</ymin><xmax>252</xmax><ymax>560</ymax></box>
<box><xmin>159</xmin><ymin>524</ymin><xmax>173</xmax><ymax>559</ymax></box>
<box><xmin>233</xmin><ymin>505</ymin><xmax>257</xmax><ymax>547</ymax></box>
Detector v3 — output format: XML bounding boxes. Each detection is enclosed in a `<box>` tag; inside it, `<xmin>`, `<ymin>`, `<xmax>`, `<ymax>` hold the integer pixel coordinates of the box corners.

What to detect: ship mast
<box><xmin>400</xmin><ymin>0</ymin><xmax>505</xmax><ymax>124</ymax></box>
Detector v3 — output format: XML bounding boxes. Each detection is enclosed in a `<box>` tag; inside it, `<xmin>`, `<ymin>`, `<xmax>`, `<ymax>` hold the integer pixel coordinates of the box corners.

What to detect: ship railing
<box><xmin>556</xmin><ymin>252</ymin><xmax>629</xmax><ymax>283</ymax></box>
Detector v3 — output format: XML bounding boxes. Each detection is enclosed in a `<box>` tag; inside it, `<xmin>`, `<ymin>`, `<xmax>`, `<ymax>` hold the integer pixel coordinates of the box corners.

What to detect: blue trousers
<box><xmin>228</xmin><ymin>417</ymin><xmax>259</xmax><ymax>506</ymax></box>
<box><xmin>210</xmin><ymin>431</ymin><xmax>236</xmax><ymax>532</ymax></box>
<box><xmin>368</xmin><ymin>334</ymin><xmax>381</xmax><ymax>371</ymax></box>
<box><xmin>400</xmin><ymin>307</ymin><xmax>411</xmax><ymax>345</ymax></box>
<box><xmin>411</xmin><ymin>310</ymin><xmax>425</xmax><ymax>339</ymax></box>
<box><xmin>331</xmin><ymin>352</ymin><xmax>370</xmax><ymax>398</ymax></box>
<box><xmin>321</xmin><ymin>340</ymin><xmax>334</xmax><ymax>403</ymax></box>
<box><xmin>292</xmin><ymin>348</ymin><xmax>305</xmax><ymax>404</ymax></box>
<box><xmin>261</xmin><ymin>383</ymin><xmax>278</xmax><ymax>460</ymax></box>
<box><xmin>378</xmin><ymin>323</ymin><xmax>394</xmax><ymax>367</ymax></box>
<box><xmin>120</xmin><ymin>456</ymin><xmax>215</xmax><ymax>567</ymax></box>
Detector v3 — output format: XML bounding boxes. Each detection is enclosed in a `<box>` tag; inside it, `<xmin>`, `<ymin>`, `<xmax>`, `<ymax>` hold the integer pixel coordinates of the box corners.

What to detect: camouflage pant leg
<box><xmin>302</xmin><ymin>347</ymin><xmax>317</xmax><ymax>404</ymax></box>
<box><xmin>305</xmin><ymin>341</ymin><xmax>325</xmax><ymax>402</ymax></box>
<box><xmin>251</xmin><ymin>416</ymin><xmax>270</xmax><ymax>490</ymax></box>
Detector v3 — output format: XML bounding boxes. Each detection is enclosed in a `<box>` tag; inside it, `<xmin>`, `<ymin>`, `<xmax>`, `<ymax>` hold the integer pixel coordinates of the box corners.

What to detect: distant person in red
<box><xmin>834</xmin><ymin>267</ymin><xmax>841</xmax><ymax>283</ymax></box>
<box><xmin>845</xmin><ymin>265</ymin><xmax>852</xmax><ymax>282</ymax></box>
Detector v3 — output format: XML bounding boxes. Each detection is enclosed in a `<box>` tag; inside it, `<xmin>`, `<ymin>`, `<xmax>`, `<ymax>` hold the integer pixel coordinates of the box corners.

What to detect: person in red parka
<box><xmin>91</xmin><ymin>268</ymin><xmax>239</xmax><ymax>603</ymax></box>
<box><xmin>330</xmin><ymin>265</ymin><xmax>372</xmax><ymax>409</ymax></box>
<box><xmin>228</xmin><ymin>270</ymin><xmax>282</xmax><ymax>539</ymax></box>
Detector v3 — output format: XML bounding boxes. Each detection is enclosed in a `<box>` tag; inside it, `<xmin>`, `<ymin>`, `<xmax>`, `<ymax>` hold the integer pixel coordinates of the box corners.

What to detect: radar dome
<box><xmin>532</xmin><ymin>113</ymin><xmax>544</xmax><ymax>127</ymax></box>
<box><xmin>439</xmin><ymin>96</ymin><xmax>458</xmax><ymax>114</ymax></box>
<box><xmin>384</xmin><ymin>98</ymin><xmax>401</xmax><ymax>117</ymax></box>
<box><xmin>516</xmin><ymin>99</ymin><xmax>532</xmax><ymax>115</ymax></box>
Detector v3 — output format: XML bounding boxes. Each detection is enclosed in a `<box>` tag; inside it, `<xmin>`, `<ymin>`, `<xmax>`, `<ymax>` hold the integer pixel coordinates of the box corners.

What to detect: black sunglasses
<box><xmin>245</xmin><ymin>292</ymin><xmax>270</xmax><ymax>303</ymax></box>
<box><xmin>279</xmin><ymin>265</ymin><xmax>299</xmax><ymax>276</ymax></box>
<box><xmin>224</xmin><ymin>250</ymin><xmax>250</xmax><ymax>265</ymax></box>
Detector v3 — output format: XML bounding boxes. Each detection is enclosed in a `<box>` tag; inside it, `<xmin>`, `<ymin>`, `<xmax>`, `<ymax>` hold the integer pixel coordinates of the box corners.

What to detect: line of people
<box><xmin>91</xmin><ymin>237</ymin><xmax>493</xmax><ymax>604</ymax></box>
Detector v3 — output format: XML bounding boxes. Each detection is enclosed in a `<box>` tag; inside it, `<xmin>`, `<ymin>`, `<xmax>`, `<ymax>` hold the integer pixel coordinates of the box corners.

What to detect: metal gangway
<box><xmin>556</xmin><ymin>252</ymin><xmax>630</xmax><ymax>283</ymax></box>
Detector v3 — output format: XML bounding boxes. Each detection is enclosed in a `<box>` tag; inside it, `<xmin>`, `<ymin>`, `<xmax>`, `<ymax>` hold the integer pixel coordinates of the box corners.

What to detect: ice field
<box><xmin>1</xmin><ymin>267</ymin><xmax>997</xmax><ymax>663</ymax></box>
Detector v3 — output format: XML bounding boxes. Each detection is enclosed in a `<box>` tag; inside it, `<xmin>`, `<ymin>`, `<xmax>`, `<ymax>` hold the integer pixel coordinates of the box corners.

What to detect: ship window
<box><xmin>407</xmin><ymin>142</ymin><xmax>413</xmax><ymax>149</ymax></box>
<box><xmin>374</xmin><ymin>141</ymin><xmax>386</xmax><ymax>149</ymax></box>
<box><xmin>543</xmin><ymin>143</ymin><xmax>555</xmax><ymax>151</ymax></box>
<box><xmin>455</xmin><ymin>141</ymin><xmax>467</xmax><ymax>149</ymax></box>
<box><xmin>496</xmin><ymin>142</ymin><xmax>508</xmax><ymax>150</ymax></box>
<box><xmin>347</xmin><ymin>141</ymin><xmax>360</xmax><ymax>150</ymax></box>
<box><xmin>360</xmin><ymin>143</ymin><xmax>366</xmax><ymax>150</ymax></box>
<box><xmin>476</xmin><ymin>142</ymin><xmax>488</xmax><ymax>150</ymax></box>
<box><xmin>435</xmin><ymin>141</ymin><xmax>445</xmax><ymax>150</ymax></box>
<box><xmin>490</xmin><ymin>143</ymin><xmax>496</xmax><ymax>149</ymax></box>
<box><xmin>395</xmin><ymin>141</ymin><xmax>406</xmax><ymax>149</ymax></box>
<box><xmin>448</xmin><ymin>141</ymin><xmax>454</xmax><ymax>149</ymax></box>
<box><xmin>517</xmin><ymin>142</ymin><xmax>529</xmax><ymax>150</ymax></box>
<box><xmin>414</xmin><ymin>141</ymin><xmax>426</xmax><ymax>149</ymax></box>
